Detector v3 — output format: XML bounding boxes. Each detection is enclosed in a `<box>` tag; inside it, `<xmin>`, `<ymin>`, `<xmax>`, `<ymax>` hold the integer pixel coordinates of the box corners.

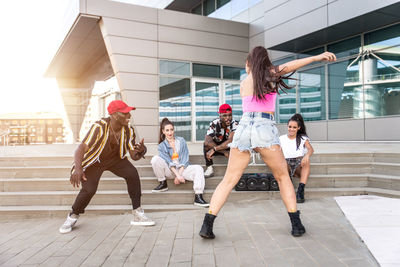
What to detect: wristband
<box><xmin>213</xmin><ymin>146</ymin><xmax>217</xmax><ymax>152</ymax></box>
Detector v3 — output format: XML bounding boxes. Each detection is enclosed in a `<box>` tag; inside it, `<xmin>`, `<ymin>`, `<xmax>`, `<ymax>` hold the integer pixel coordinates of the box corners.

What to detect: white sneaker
<box><xmin>130</xmin><ymin>207</ymin><xmax>155</xmax><ymax>226</ymax></box>
<box><xmin>59</xmin><ymin>213</ymin><xmax>79</xmax><ymax>234</ymax></box>
<box><xmin>204</xmin><ymin>165</ymin><xmax>214</xmax><ymax>178</ymax></box>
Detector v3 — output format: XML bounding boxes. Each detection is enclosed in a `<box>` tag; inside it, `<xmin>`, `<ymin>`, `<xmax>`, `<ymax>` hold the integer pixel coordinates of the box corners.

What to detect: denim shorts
<box><xmin>229</xmin><ymin>112</ymin><xmax>280</xmax><ymax>152</ymax></box>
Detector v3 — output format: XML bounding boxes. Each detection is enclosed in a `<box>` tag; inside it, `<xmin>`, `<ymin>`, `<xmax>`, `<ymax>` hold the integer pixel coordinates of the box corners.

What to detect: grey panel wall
<box><xmin>262</xmin><ymin>0</ymin><xmax>400</xmax><ymax>49</ymax></box>
<box><xmin>365</xmin><ymin>117</ymin><xmax>400</xmax><ymax>141</ymax></box>
<box><xmin>84</xmin><ymin>0</ymin><xmax>249</xmax><ymax>142</ymax></box>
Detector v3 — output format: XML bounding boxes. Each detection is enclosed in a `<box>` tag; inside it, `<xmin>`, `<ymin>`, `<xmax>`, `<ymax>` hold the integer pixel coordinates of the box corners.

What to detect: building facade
<box><xmin>46</xmin><ymin>0</ymin><xmax>400</xmax><ymax>143</ymax></box>
<box><xmin>0</xmin><ymin>112</ymin><xmax>65</xmax><ymax>145</ymax></box>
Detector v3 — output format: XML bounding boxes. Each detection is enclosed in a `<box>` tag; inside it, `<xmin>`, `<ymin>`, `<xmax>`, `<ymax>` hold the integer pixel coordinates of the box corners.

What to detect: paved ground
<box><xmin>336</xmin><ymin>195</ymin><xmax>400</xmax><ymax>267</ymax></box>
<box><xmin>0</xmin><ymin>198</ymin><xmax>378</xmax><ymax>267</ymax></box>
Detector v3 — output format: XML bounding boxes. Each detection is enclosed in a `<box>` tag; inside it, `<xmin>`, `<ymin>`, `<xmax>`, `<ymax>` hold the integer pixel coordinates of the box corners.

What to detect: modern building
<box><xmin>0</xmin><ymin>112</ymin><xmax>65</xmax><ymax>145</ymax></box>
<box><xmin>46</xmin><ymin>0</ymin><xmax>400</xmax><ymax>143</ymax></box>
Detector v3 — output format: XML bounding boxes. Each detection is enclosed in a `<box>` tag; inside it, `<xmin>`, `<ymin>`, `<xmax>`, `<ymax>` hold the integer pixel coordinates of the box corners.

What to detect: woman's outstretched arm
<box><xmin>278</xmin><ymin>52</ymin><xmax>337</xmax><ymax>75</ymax></box>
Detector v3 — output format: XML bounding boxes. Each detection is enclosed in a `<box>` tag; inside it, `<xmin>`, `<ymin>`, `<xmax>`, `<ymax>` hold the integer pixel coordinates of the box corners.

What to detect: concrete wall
<box><xmin>262</xmin><ymin>0</ymin><xmax>400</xmax><ymax>49</ymax></box>
<box><xmin>80</xmin><ymin>0</ymin><xmax>248</xmax><ymax>142</ymax></box>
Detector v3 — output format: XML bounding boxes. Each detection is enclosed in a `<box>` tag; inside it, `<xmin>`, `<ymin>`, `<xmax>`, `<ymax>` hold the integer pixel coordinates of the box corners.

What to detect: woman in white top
<box><xmin>279</xmin><ymin>114</ymin><xmax>314</xmax><ymax>203</ymax></box>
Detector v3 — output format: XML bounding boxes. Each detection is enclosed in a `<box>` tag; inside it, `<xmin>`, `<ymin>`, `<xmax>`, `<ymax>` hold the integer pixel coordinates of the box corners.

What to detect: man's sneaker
<box><xmin>130</xmin><ymin>207</ymin><xmax>155</xmax><ymax>226</ymax></box>
<box><xmin>204</xmin><ymin>165</ymin><xmax>214</xmax><ymax>178</ymax></box>
<box><xmin>194</xmin><ymin>194</ymin><xmax>209</xmax><ymax>207</ymax></box>
<box><xmin>59</xmin><ymin>213</ymin><xmax>79</xmax><ymax>234</ymax></box>
<box><xmin>152</xmin><ymin>180</ymin><xmax>168</xmax><ymax>193</ymax></box>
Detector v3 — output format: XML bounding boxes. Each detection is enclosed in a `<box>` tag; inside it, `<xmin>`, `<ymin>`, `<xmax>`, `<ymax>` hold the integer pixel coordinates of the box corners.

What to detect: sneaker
<box><xmin>59</xmin><ymin>213</ymin><xmax>79</xmax><ymax>234</ymax></box>
<box><xmin>152</xmin><ymin>180</ymin><xmax>168</xmax><ymax>193</ymax></box>
<box><xmin>130</xmin><ymin>207</ymin><xmax>155</xmax><ymax>226</ymax></box>
<box><xmin>194</xmin><ymin>194</ymin><xmax>209</xmax><ymax>207</ymax></box>
<box><xmin>204</xmin><ymin>166</ymin><xmax>214</xmax><ymax>178</ymax></box>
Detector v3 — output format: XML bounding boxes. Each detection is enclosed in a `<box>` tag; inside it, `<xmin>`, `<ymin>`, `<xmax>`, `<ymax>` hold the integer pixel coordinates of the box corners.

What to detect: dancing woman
<box><xmin>199</xmin><ymin>46</ymin><xmax>336</xmax><ymax>238</ymax></box>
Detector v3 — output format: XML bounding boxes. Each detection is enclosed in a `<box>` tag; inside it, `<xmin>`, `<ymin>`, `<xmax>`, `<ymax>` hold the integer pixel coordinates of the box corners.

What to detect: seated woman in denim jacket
<box><xmin>151</xmin><ymin>118</ymin><xmax>209</xmax><ymax>207</ymax></box>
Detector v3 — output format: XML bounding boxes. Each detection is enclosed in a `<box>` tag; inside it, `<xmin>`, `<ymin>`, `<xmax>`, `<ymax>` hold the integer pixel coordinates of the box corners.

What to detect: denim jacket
<box><xmin>158</xmin><ymin>136</ymin><xmax>190</xmax><ymax>168</ymax></box>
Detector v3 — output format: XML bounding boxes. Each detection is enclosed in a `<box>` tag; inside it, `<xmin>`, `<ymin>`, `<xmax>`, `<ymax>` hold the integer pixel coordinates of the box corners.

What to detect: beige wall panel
<box><xmin>328</xmin><ymin>0</ymin><xmax>400</xmax><ymax>26</ymax></box>
<box><xmin>131</xmin><ymin>108</ymin><xmax>159</xmax><ymax>126</ymax></box>
<box><xmin>232</xmin><ymin>9</ymin><xmax>249</xmax><ymax>23</ymax></box>
<box><xmin>104</xmin><ymin>36</ymin><xmax>157</xmax><ymax>58</ymax></box>
<box><xmin>264</xmin><ymin>7</ymin><xmax>327</xmax><ymax>48</ymax></box>
<box><xmin>116</xmin><ymin>73</ymin><xmax>158</xmax><ymax>92</ymax></box>
<box><xmin>249</xmin><ymin>2</ymin><xmax>265</xmax><ymax>22</ymax></box>
<box><xmin>159</xmin><ymin>42</ymin><xmax>247</xmax><ymax>67</ymax></box>
<box><xmin>328</xmin><ymin>119</ymin><xmax>364</xmax><ymax>141</ymax></box>
<box><xmin>264</xmin><ymin>0</ymin><xmax>326</xmax><ymax>30</ymax></box>
<box><xmin>109</xmin><ymin>54</ymin><xmax>157</xmax><ymax>75</ymax></box>
<box><xmin>249</xmin><ymin>33</ymin><xmax>264</xmax><ymax>50</ymax></box>
<box><xmin>249</xmin><ymin>17</ymin><xmax>264</xmax><ymax>37</ymax></box>
<box><xmin>86</xmin><ymin>0</ymin><xmax>157</xmax><ymax>24</ymax></box>
<box><xmin>100</xmin><ymin>17</ymin><xmax>157</xmax><ymax>40</ymax></box>
<box><xmin>158</xmin><ymin>26</ymin><xmax>248</xmax><ymax>52</ymax></box>
<box><xmin>121</xmin><ymin>90</ymin><xmax>158</xmax><ymax>109</ymax></box>
<box><xmin>134</xmin><ymin>125</ymin><xmax>159</xmax><ymax>143</ymax></box>
<box><xmin>158</xmin><ymin>9</ymin><xmax>248</xmax><ymax>37</ymax></box>
<box><xmin>264</xmin><ymin>0</ymin><xmax>290</xmax><ymax>12</ymax></box>
<box><xmin>365</xmin><ymin>117</ymin><xmax>400</xmax><ymax>141</ymax></box>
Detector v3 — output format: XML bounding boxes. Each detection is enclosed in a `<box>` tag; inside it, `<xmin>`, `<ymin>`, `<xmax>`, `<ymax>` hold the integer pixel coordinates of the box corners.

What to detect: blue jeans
<box><xmin>229</xmin><ymin>112</ymin><xmax>280</xmax><ymax>152</ymax></box>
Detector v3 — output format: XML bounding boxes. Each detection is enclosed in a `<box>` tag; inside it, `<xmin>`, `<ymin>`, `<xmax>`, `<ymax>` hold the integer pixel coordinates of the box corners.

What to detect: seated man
<box><xmin>203</xmin><ymin>104</ymin><xmax>239</xmax><ymax>178</ymax></box>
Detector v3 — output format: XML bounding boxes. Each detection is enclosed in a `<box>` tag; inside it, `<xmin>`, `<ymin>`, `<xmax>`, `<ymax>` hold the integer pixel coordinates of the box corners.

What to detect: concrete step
<box><xmin>0</xmin><ymin>174</ymin><xmax>372</xmax><ymax>192</ymax></box>
<box><xmin>0</xmin><ymin>187</ymin><xmax>373</xmax><ymax>207</ymax></box>
<box><xmin>372</xmin><ymin>162</ymin><xmax>400</xmax><ymax>175</ymax></box>
<box><xmin>0</xmin><ymin>204</ymin><xmax>205</xmax><ymax>221</ymax></box>
<box><xmin>1</xmin><ymin>152</ymin><xmax>399</xmax><ymax>167</ymax></box>
<box><xmin>0</xmin><ymin>162</ymin><xmax>375</xmax><ymax>178</ymax></box>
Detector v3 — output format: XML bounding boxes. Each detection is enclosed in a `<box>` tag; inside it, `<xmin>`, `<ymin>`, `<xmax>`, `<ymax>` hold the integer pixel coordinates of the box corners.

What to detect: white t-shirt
<box><xmin>279</xmin><ymin>134</ymin><xmax>309</xmax><ymax>159</ymax></box>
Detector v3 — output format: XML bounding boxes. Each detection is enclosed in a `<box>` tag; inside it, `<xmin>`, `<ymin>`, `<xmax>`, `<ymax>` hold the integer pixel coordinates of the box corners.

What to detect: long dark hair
<box><xmin>288</xmin><ymin>113</ymin><xmax>308</xmax><ymax>150</ymax></box>
<box><xmin>247</xmin><ymin>46</ymin><xmax>295</xmax><ymax>100</ymax></box>
<box><xmin>159</xmin><ymin>118</ymin><xmax>174</xmax><ymax>144</ymax></box>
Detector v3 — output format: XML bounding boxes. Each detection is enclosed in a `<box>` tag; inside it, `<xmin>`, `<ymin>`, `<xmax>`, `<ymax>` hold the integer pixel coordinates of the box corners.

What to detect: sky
<box><xmin>0</xmin><ymin>0</ymin><xmax>73</xmax><ymax>116</ymax></box>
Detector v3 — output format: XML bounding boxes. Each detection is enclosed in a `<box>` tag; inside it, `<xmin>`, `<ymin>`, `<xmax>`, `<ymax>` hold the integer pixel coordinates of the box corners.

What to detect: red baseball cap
<box><xmin>218</xmin><ymin>103</ymin><xmax>232</xmax><ymax>113</ymax></box>
<box><xmin>107</xmin><ymin>100</ymin><xmax>136</xmax><ymax>115</ymax></box>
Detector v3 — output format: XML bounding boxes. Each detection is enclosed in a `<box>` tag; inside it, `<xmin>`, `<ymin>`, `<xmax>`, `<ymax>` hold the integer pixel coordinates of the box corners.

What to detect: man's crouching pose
<box><xmin>59</xmin><ymin>100</ymin><xmax>154</xmax><ymax>233</ymax></box>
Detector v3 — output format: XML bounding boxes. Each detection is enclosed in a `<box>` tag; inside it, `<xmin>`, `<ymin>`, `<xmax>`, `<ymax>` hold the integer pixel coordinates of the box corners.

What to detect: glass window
<box><xmin>224</xmin><ymin>83</ymin><xmax>242</xmax><ymax>121</ymax></box>
<box><xmin>203</xmin><ymin>0</ymin><xmax>216</xmax><ymax>16</ymax></box>
<box><xmin>276</xmin><ymin>78</ymin><xmax>297</xmax><ymax>123</ymax></box>
<box><xmin>328</xmin><ymin>36</ymin><xmax>361</xmax><ymax>58</ymax></box>
<box><xmin>217</xmin><ymin>0</ymin><xmax>230</xmax><ymax>9</ymax></box>
<box><xmin>48</xmin><ymin>128</ymin><xmax>53</xmax><ymax>133</ymax></box>
<box><xmin>328</xmin><ymin>57</ymin><xmax>363</xmax><ymax>119</ymax></box>
<box><xmin>159</xmin><ymin>60</ymin><xmax>190</xmax><ymax>76</ymax></box>
<box><xmin>364</xmin><ymin>23</ymin><xmax>400</xmax><ymax>48</ymax></box>
<box><xmin>364</xmin><ymin>46</ymin><xmax>400</xmax><ymax>118</ymax></box>
<box><xmin>299</xmin><ymin>67</ymin><xmax>326</xmax><ymax>121</ymax></box>
<box><xmin>299</xmin><ymin>47</ymin><xmax>324</xmax><ymax>67</ymax></box>
<box><xmin>223</xmin><ymin>66</ymin><xmax>245</xmax><ymax>80</ymax></box>
<box><xmin>191</xmin><ymin>3</ymin><xmax>202</xmax><ymax>15</ymax></box>
<box><xmin>159</xmin><ymin>77</ymin><xmax>191</xmax><ymax>140</ymax></box>
<box><xmin>193</xmin><ymin>63</ymin><xmax>221</xmax><ymax>78</ymax></box>
<box><xmin>195</xmin><ymin>82</ymin><xmax>219</xmax><ymax>141</ymax></box>
<box><xmin>272</xmin><ymin>56</ymin><xmax>296</xmax><ymax>67</ymax></box>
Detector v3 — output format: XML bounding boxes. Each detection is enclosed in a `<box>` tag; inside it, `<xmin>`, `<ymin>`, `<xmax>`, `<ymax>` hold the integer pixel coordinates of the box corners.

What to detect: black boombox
<box><xmin>235</xmin><ymin>173</ymin><xmax>279</xmax><ymax>191</ymax></box>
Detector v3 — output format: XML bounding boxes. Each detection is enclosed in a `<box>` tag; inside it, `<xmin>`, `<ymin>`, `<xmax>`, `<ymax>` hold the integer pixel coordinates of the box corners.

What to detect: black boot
<box><xmin>152</xmin><ymin>180</ymin><xmax>168</xmax><ymax>192</ymax></box>
<box><xmin>194</xmin><ymin>194</ymin><xmax>209</xmax><ymax>207</ymax></box>
<box><xmin>199</xmin><ymin>213</ymin><xmax>216</xmax><ymax>239</ymax></box>
<box><xmin>288</xmin><ymin>210</ymin><xmax>306</xmax><ymax>237</ymax></box>
<box><xmin>296</xmin><ymin>183</ymin><xmax>305</xmax><ymax>203</ymax></box>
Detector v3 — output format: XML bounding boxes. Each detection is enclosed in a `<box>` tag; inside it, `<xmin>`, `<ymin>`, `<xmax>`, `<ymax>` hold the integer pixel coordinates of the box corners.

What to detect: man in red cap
<box><xmin>59</xmin><ymin>100</ymin><xmax>154</xmax><ymax>234</ymax></box>
<box><xmin>203</xmin><ymin>103</ymin><xmax>239</xmax><ymax>178</ymax></box>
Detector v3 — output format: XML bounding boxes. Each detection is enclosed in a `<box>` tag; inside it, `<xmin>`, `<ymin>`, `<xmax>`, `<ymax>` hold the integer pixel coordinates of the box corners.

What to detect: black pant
<box><xmin>72</xmin><ymin>158</ymin><xmax>141</xmax><ymax>215</ymax></box>
<box><xmin>203</xmin><ymin>145</ymin><xmax>228</xmax><ymax>167</ymax></box>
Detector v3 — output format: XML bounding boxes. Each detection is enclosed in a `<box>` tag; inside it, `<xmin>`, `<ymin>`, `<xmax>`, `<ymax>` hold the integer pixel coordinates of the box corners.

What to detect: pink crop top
<box><xmin>242</xmin><ymin>93</ymin><xmax>277</xmax><ymax>113</ymax></box>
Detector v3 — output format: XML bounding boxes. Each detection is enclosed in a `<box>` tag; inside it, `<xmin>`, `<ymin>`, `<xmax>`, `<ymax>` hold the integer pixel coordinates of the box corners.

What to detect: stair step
<box><xmin>0</xmin><ymin>174</ymin><xmax>373</xmax><ymax>192</ymax></box>
<box><xmin>0</xmin><ymin>162</ymin><xmax>378</xmax><ymax>178</ymax></box>
<box><xmin>0</xmin><ymin>204</ymin><xmax>204</xmax><ymax>220</ymax></box>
